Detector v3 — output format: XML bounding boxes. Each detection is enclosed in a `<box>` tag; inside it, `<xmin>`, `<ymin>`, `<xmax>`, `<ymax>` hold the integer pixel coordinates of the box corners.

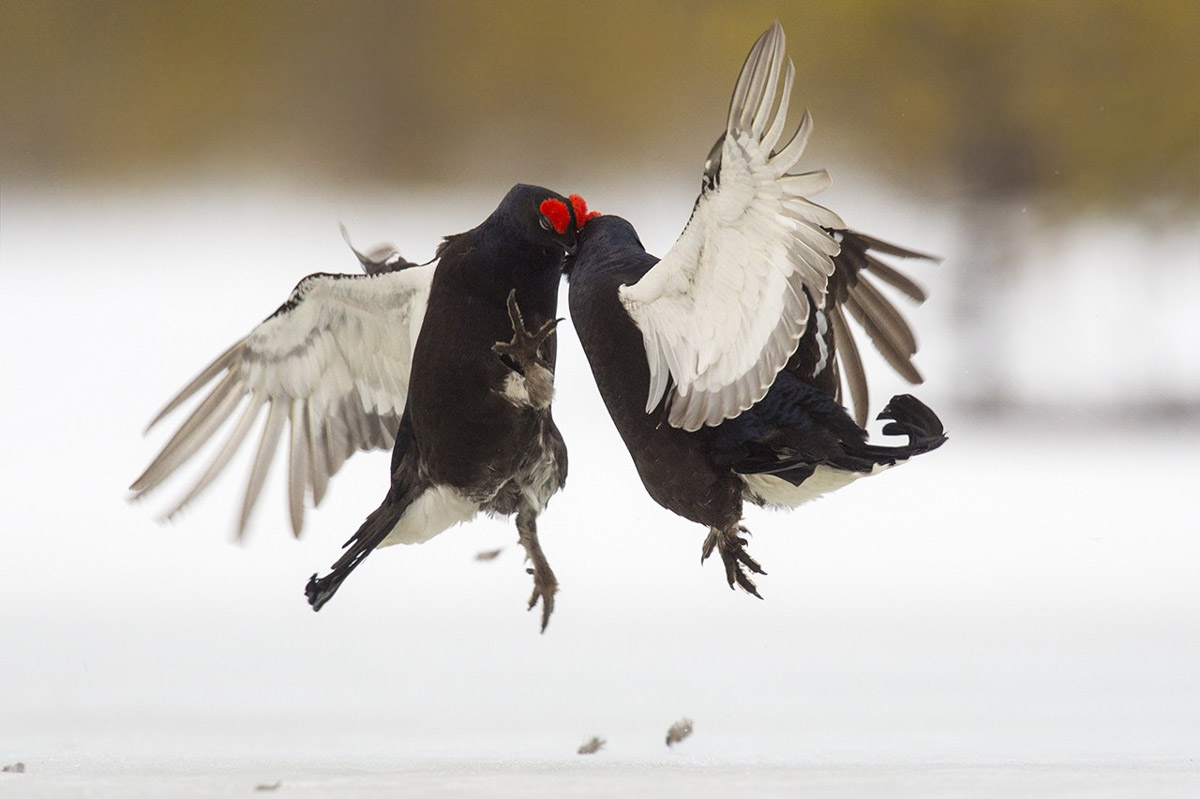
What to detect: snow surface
<box><xmin>1</xmin><ymin>181</ymin><xmax>1197</xmax><ymax>796</ymax></box>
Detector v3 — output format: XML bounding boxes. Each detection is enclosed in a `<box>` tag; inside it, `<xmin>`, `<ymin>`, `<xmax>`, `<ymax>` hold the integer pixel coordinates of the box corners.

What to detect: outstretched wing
<box><xmin>618</xmin><ymin>21</ymin><xmax>844</xmax><ymax>431</ymax></box>
<box><xmin>825</xmin><ymin>230</ymin><xmax>937</xmax><ymax>427</ymax></box>
<box><xmin>130</xmin><ymin>263</ymin><xmax>435</xmax><ymax>536</ymax></box>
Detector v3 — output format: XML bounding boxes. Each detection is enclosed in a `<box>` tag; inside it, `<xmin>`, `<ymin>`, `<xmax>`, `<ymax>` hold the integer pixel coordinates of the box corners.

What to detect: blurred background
<box><xmin>3</xmin><ymin>0</ymin><xmax>1197</xmax><ymax>411</ymax></box>
<box><xmin>1</xmin><ymin>0</ymin><xmax>1198</xmax><ymax>794</ymax></box>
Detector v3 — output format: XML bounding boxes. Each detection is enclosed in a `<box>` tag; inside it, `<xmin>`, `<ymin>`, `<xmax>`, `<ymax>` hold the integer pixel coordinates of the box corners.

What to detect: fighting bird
<box><xmin>565</xmin><ymin>23</ymin><xmax>946</xmax><ymax>596</ymax></box>
<box><xmin>132</xmin><ymin>184</ymin><xmax>586</xmax><ymax>630</ymax></box>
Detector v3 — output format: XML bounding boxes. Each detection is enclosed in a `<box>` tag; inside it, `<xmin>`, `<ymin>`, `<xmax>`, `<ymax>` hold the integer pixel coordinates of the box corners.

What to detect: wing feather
<box><xmin>306</xmin><ymin>400</ymin><xmax>330</xmax><ymax>507</ymax></box>
<box><xmin>821</xmin><ymin>229</ymin><xmax>937</xmax><ymax>424</ymax></box>
<box><xmin>131</xmin><ymin>263</ymin><xmax>435</xmax><ymax>535</ymax></box>
<box><xmin>143</xmin><ymin>342</ymin><xmax>242</xmax><ymax>432</ymax></box>
<box><xmin>862</xmin><ymin>254</ymin><xmax>928</xmax><ymax>302</ymax></box>
<box><xmin>749</xmin><ymin>31</ymin><xmax>783</xmax><ymax>137</ymax></box>
<box><xmin>784</xmin><ymin>196</ymin><xmax>847</xmax><ymax>232</ymax></box>
<box><xmin>771</xmin><ymin>107</ymin><xmax>815</xmax><ymax>174</ymax></box>
<box><xmin>760</xmin><ymin>59</ymin><xmax>795</xmax><ymax>153</ymax></box>
<box><xmin>854</xmin><ymin>274</ymin><xmax>918</xmax><ymax>355</ymax></box>
<box><xmin>618</xmin><ymin>22</ymin><xmax>845</xmax><ymax>430</ymax></box>
<box><xmin>777</xmin><ymin>170</ymin><xmax>833</xmax><ymax>197</ymax></box>
<box><xmin>287</xmin><ymin>401</ymin><xmax>309</xmax><ymax>537</ymax></box>
<box><xmin>240</xmin><ymin>399</ymin><xmax>288</xmax><ymax>532</ymax></box>
<box><xmin>131</xmin><ymin>371</ymin><xmax>243</xmax><ymax>492</ymax></box>
<box><xmin>843</xmin><ymin>293</ymin><xmax>923</xmax><ymax>384</ymax></box>
<box><xmin>828</xmin><ymin>303</ymin><xmax>869</xmax><ymax>426</ymax></box>
<box><xmin>163</xmin><ymin>396</ymin><xmax>263</xmax><ymax>522</ymax></box>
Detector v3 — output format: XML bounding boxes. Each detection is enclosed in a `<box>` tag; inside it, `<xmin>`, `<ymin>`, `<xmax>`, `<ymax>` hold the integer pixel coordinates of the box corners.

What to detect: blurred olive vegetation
<box><xmin>2</xmin><ymin>0</ymin><xmax>1197</xmax><ymax>219</ymax></box>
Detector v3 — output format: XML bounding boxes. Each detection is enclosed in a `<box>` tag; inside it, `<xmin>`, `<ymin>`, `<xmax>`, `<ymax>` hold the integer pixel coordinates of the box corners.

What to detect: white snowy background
<box><xmin>1</xmin><ymin>177</ymin><xmax>1197</xmax><ymax>797</ymax></box>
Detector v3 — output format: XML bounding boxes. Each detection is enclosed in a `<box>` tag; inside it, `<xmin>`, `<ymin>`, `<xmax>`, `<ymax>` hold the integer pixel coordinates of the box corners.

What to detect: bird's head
<box><xmin>563</xmin><ymin>212</ymin><xmax>647</xmax><ymax>280</ymax></box>
<box><xmin>498</xmin><ymin>184</ymin><xmax>597</xmax><ymax>256</ymax></box>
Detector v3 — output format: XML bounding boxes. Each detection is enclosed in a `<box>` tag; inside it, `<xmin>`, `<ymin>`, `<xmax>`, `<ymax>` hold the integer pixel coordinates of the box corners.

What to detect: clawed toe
<box><xmin>526</xmin><ymin>566</ymin><xmax>558</xmax><ymax>633</ymax></box>
<box><xmin>701</xmin><ymin>525</ymin><xmax>767</xmax><ymax>599</ymax></box>
<box><xmin>493</xmin><ymin>289</ymin><xmax>561</xmax><ymax>373</ymax></box>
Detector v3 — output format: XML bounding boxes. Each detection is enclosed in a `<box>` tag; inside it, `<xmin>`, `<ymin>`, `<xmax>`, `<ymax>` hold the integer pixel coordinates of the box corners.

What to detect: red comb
<box><xmin>569</xmin><ymin>193</ymin><xmax>602</xmax><ymax>226</ymax></box>
<box><xmin>540</xmin><ymin>199</ymin><xmax>570</xmax><ymax>235</ymax></box>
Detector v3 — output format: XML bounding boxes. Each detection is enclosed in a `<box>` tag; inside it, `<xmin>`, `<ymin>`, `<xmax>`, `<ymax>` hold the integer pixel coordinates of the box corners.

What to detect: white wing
<box><xmin>618</xmin><ymin>21</ymin><xmax>845</xmax><ymax>431</ymax></box>
<box><xmin>130</xmin><ymin>264</ymin><xmax>435</xmax><ymax>535</ymax></box>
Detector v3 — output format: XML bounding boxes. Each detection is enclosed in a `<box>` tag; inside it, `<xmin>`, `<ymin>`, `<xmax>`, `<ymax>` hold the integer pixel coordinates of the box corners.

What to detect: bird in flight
<box><xmin>132</xmin><ymin>184</ymin><xmax>588</xmax><ymax>631</ymax></box>
<box><xmin>564</xmin><ymin>22</ymin><xmax>946</xmax><ymax>597</ymax></box>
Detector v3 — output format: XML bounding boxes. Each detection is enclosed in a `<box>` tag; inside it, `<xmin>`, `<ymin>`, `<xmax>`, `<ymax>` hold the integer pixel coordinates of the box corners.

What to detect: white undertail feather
<box><xmin>131</xmin><ymin>263</ymin><xmax>436</xmax><ymax>536</ymax></box>
<box><xmin>740</xmin><ymin>463</ymin><xmax>891</xmax><ymax>508</ymax></box>
<box><xmin>619</xmin><ymin>22</ymin><xmax>844</xmax><ymax>431</ymax></box>
<box><xmin>379</xmin><ymin>485</ymin><xmax>479</xmax><ymax>547</ymax></box>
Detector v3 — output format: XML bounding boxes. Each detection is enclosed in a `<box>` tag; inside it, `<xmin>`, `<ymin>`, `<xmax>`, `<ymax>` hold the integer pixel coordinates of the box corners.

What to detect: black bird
<box><xmin>132</xmin><ymin>184</ymin><xmax>584</xmax><ymax>630</ymax></box>
<box><xmin>564</xmin><ymin>23</ymin><xmax>946</xmax><ymax>596</ymax></box>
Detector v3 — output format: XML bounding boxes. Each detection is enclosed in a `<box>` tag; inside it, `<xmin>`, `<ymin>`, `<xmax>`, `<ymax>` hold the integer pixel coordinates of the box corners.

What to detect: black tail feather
<box><xmin>871</xmin><ymin>393</ymin><xmax>947</xmax><ymax>459</ymax></box>
<box><xmin>305</xmin><ymin>481</ymin><xmax>420</xmax><ymax>611</ymax></box>
<box><xmin>765</xmin><ymin>393</ymin><xmax>946</xmax><ymax>486</ymax></box>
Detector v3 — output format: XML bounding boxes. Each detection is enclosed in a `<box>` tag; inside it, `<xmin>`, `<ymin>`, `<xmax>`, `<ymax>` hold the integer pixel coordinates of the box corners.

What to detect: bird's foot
<box><xmin>517</xmin><ymin>509</ymin><xmax>558</xmax><ymax>633</ymax></box>
<box><xmin>525</xmin><ymin>562</ymin><xmax>558</xmax><ymax>634</ymax></box>
<box><xmin>493</xmin><ymin>289</ymin><xmax>561</xmax><ymax>375</ymax></box>
<box><xmin>701</xmin><ymin>525</ymin><xmax>766</xmax><ymax>598</ymax></box>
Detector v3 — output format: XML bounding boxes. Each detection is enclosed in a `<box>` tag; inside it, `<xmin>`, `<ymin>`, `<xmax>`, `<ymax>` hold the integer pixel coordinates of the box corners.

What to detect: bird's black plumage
<box><xmin>305</xmin><ymin>184</ymin><xmax>579</xmax><ymax>630</ymax></box>
<box><xmin>564</xmin><ymin>219</ymin><xmax>743</xmax><ymax>533</ymax></box>
<box><xmin>566</xmin><ymin>215</ymin><xmax>946</xmax><ymax>596</ymax></box>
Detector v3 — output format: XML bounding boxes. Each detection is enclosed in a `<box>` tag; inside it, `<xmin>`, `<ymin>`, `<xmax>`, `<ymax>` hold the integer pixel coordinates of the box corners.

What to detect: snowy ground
<box><xmin>1</xmin><ymin>182</ymin><xmax>1197</xmax><ymax>796</ymax></box>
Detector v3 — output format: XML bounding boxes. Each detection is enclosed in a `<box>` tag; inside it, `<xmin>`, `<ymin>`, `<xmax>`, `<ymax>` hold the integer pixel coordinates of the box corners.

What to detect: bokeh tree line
<box><xmin>2</xmin><ymin>0</ymin><xmax>1197</xmax><ymax>218</ymax></box>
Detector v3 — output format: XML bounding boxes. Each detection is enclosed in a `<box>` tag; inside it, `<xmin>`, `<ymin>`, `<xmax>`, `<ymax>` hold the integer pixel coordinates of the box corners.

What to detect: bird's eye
<box><xmin>539</xmin><ymin>198</ymin><xmax>570</xmax><ymax>234</ymax></box>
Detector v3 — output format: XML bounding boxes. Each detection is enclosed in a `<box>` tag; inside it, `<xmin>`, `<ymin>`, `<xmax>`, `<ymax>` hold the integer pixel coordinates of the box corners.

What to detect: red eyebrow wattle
<box><xmin>569</xmin><ymin>193</ymin><xmax>601</xmax><ymax>226</ymax></box>
<box><xmin>569</xmin><ymin>194</ymin><xmax>588</xmax><ymax>225</ymax></box>
<box><xmin>540</xmin><ymin>199</ymin><xmax>570</xmax><ymax>235</ymax></box>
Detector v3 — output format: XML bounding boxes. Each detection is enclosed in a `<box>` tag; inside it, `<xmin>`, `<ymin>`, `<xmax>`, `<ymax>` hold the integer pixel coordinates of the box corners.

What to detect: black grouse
<box><xmin>132</xmin><ymin>184</ymin><xmax>585</xmax><ymax>630</ymax></box>
<box><xmin>564</xmin><ymin>23</ymin><xmax>946</xmax><ymax>596</ymax></box>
